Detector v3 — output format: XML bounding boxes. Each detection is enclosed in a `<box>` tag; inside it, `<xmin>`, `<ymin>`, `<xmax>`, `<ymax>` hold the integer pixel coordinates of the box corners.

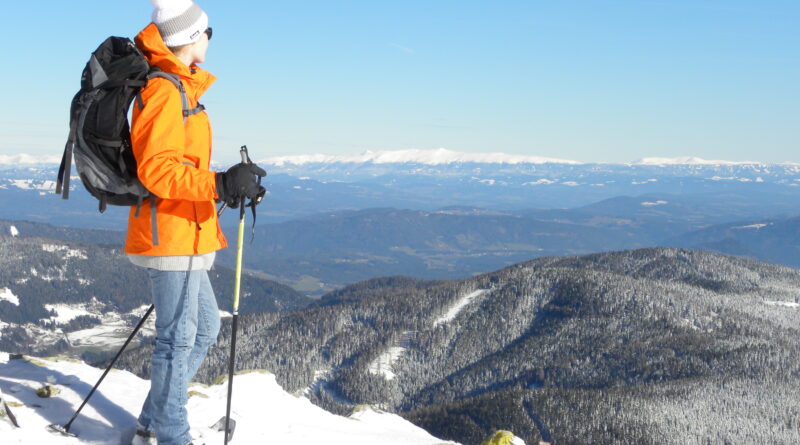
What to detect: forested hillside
<box><xmin>115</xmin><ymin>248</ymin><xmax>800</xmax><ymax>444</ymax></box>
<box><xmin>0</xmin><ymin>235</ymin><xmax>312</xmax><ymax>357</ymax></box>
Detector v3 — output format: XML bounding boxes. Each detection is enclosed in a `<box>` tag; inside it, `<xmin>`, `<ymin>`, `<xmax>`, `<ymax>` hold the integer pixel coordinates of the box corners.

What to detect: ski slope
<box><xmin>434</xmin><ymin>289</ymin><xmax>488</xmax><ymax>326</ymax></box>
<box><xmin>0</xmin><ymin>352</ymin><xmax>460</xmax><ymax>445</ymax></box>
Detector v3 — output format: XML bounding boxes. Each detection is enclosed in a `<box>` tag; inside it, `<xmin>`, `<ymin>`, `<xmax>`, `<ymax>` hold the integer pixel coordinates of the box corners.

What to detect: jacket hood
<box><xmin>134</xmin><ymin>23</ymin><xmax>215</xmax><ymax>100</ymax></box>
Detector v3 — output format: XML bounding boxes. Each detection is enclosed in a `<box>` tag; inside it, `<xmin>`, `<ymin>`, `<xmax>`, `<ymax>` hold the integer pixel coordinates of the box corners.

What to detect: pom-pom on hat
<box><xmin>150</xmin><ymin>0</ymin><xmax>209</xmax><ymax>48</ymax></box>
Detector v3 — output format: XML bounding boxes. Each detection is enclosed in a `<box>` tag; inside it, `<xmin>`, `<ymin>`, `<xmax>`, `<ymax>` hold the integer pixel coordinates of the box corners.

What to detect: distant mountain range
<box><xmin>3</xmin><ymin>149</ymin><xmax>800</xmax><ymax>294</ymax></box>
<box><xmin>5</xmin><ymin>196</ymin><xmax>800</xmax><ymax>298</ymax></box>
<box><xmin>666</xmin><ymin>216</ymin><xmax>800</xmax><ymax>268</ymax></box>
<box><xmin>2</xmin><ymin>149</ymin><xmax>783</xmax><ymax>167</ymax></box>
<box><xmin>3</xmin><ymin>149</ymin><xmax>800</xmax><ymax>227</ymax></box>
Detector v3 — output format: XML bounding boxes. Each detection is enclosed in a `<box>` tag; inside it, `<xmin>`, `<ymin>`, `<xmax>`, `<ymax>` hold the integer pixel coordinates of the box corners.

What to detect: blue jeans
<box><xmin>137</xmin><ymin>268</ymin><xmax>221</xmax><ymax>445</ymax></box>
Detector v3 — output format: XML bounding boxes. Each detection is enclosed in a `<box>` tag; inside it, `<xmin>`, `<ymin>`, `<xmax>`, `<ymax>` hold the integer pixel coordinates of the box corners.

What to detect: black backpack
<box><xmin>56</xmin><ymin>36</ymin><xmax>205</xmax><ymax>244</ymax></box>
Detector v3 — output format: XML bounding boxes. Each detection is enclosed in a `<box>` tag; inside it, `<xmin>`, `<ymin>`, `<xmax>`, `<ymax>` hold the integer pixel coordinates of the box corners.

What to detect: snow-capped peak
<box><xmin>259</xmin><ymin>148</ymin><xmax>582</xmax><ymax>166</ymax></box>
<box><xmin>0</xmin><ymin>154</ymin><xmax>62</xmax><ymax>166</ymax></box>
<box><xmin>631</xmin><ymin>156</ymin><xmax>762</xmax><ymax>166</ymax></box>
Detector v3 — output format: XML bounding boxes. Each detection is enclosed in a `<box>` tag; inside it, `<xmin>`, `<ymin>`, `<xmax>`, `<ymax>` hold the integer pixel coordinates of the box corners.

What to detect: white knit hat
<box><xmin>150</xmin><ymin>0</ymin><xmax>209</xmax><ymax>48</ymax></box>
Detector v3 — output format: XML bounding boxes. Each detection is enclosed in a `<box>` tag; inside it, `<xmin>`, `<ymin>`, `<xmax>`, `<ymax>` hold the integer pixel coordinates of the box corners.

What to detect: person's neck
<box><xmin>176</xmin><ymin>53</ymin><xmax>194</xmax><ymax>69</ymax></box>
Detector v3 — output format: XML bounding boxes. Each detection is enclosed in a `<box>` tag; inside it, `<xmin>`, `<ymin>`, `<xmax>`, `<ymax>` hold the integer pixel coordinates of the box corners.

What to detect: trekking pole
<box><xmin>49</xmin><ymin>304</ymin><xmax>155</xmax><ymax>437</ymax></box>
<box><xmin>222</xmin><ymin>146</ymin><xmax>249</xmax><ymax>444</ymax></box>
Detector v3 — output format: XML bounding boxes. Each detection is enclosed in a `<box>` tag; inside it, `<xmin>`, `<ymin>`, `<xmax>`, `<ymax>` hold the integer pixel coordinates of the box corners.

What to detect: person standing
<box><xmin>126</xmin><ymin>1</ymin><xmax>265</xmax><ymax>444</ymax></box>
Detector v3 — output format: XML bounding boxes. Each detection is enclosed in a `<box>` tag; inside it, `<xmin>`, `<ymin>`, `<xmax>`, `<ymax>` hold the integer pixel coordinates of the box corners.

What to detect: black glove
<box><xmin>216</xmin><ymin>162</ymin><xmax>267</xmax><ymax>207</ymax></box>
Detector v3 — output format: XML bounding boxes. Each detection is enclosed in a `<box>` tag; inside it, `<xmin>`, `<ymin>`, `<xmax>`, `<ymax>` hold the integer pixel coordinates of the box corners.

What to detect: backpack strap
<box><xmin>56</xmin><ymin>139</ymin><xmax>73</xmax><ymax>200</ymax></box>
<box><xmin>135</xmin><ymin>71</ymin><xmax>199</xmax><ymax>247</ymax></box>
<box><xmin>56</xmin><ymin>117</ymin><xmax>80</xmax><ymax>200</ymax></box>
<box><xmin>143</xmin><ymin>71</ymin><xmax>205</xmax><ymax>123</ymax></box>
<box><xmin>150</xmin><ymin>197</ymin><xmax>159</xmax><ymax>246</ymax></box>
<box><xmin>133</xmin><ymin>71</ymin><xmax>204</xmax><ymax>247</ymax></box>
<box><xmin>184</xmin><ymin>103</ymin><xmax>206</xmax><ymax>118</ymax></box>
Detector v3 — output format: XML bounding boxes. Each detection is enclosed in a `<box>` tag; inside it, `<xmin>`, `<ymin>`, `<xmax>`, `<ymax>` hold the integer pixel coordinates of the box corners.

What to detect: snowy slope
<box><xmin>0</xmin><ymin>352</ymin><xmax>459</xmax><ymax>445</ymax></box>
<box><xmin>434</xmin><ymin>289</ymin><xmax>488</xmax><ymax>326</ymax></box>
<box><xmin>0</xmin><ymin>288</ymin><xmax>20</xmax><ymax>306</ymax></box>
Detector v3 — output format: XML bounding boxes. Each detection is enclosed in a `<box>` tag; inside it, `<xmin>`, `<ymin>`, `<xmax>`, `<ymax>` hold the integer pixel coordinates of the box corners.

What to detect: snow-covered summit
<box><xmin>0</xmin><ymin>353</ymin><xmax>459</xmax><ymax>444</ymax></box>
<box><xmin>259</xmin><ymin>148</ymin><xmax>582</xmax><ymax>166</ymax></box>
<box><xmin>0</xmin><ymin>150</ymin><xmax>790</xmax><ymax>168</ymax></box>
<box><xmin>631</xmin><ymin>156</ymin><xmax>762</xmax><ymax>166</ymax></box>
<box><xmin>0</xmin><ymin>154</ymin><xmax>62</xmax><ymax>166</ymax></box>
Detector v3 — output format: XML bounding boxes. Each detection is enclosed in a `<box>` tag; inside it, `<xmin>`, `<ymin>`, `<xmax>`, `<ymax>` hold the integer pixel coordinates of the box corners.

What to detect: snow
<box><xmin>9</xmin><ymin>225</ymin><xmax>19</xmax><ymax>237</ymax></box>
<box><xmin>523</xmin><ymin>179</ymin><xmax>555</xmax><ymax>185</ymax></box>
<box><xmin>733</xmin><ymin>223</ymin><xmax>771</xmax><ymax>230</ymax></box>
<box><xmin>641</xmin><ymin>200</ymin><xmax>668</xmax><ymax>207</ymax></box>
<box><xmin>0</xmin><ymin>288</ymin><xmax>20</xmax><ymax>306</ymax></box>
<box><xmin>0</xmin><ymin>353</ymin><xmax>459</xmax><ymax>445</ymax></box>
<box><xmin>0</xmin><ymin>154</ymin><xmax>62</xmax><ymax>165</ymax></box>
<box><xmin>17</xmin><ymin>304</ymin><xmax>156</xmax><ymax>353</ymax></box>
<box><xmin>434</xmin><ymin>289</ymin><xmax>488</xmax><ymax>326</ymax></box>
<box><xmin>368</xmin><ymin>347</ymin><xmax>407</xmax><ymax>381</ymax></box>
<box><xmin>44</xmin><ymin>304</ymin><xmax>93</xmax><ymax>324</ymax></box>
<box><xmin>632</xmin><ymin>156</ymin><xmax>760</xmax><ymax>166</ymax></box>
<box><xmin>764</xmin><ymin>301</ymin><xmax>800</xmax><ymax>309</ymax></box>
<box><xmin>259</xmin><ymin>148</ymin><xmax>581</xmax><ymax>166</ymax></box>
<box><xmin>42</xmin><ymin>244</ymin><xmax>88</xmax><ymax>260</ymax></box>
<box><xmin>367</xmin><ymin>331</ymin><xmax>417</xmax><ymax>381</ymax></box>
<box><xmin>8</xmin><ymin>179</ymin><xmax>57</xmax><ymax>191</ymax></box>
<box><xmin>65</xmin><ymin>311</ymin><xmax>155</xmax><ymax>350</ymax></box>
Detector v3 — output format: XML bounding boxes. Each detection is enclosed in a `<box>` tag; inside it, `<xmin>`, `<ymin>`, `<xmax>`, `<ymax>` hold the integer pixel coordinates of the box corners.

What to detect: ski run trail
<box><xmin>0</xmin><ymin>352</ymin><xmax>460</xmax><ymax>445</ymax></box>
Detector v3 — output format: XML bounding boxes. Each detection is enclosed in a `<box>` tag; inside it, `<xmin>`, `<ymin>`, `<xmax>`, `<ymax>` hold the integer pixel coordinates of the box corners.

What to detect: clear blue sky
<box><xmin>0</xmin><ymin>0</ymin><xmax>797</xmax><ymax>164</ymax></box>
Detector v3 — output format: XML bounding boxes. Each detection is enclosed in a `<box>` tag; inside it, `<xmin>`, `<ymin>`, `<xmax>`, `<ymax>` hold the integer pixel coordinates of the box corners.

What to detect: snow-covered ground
<box><xmin>733</xmin><ymin>223</ymin><xmax>771</xmax><ymax>230</ymax></box>
<box><xmin>42</xmin><ymin>244</ymin><xmax>88</xmax><ymax>260</ymax></box>
<box><xmin>0</xmin><ymin>352</ymin><xmax>460</xmax><ymax>445</ymax></box>
<box><xmin>434</xmin><ymin>289</ymin><xmax>488</xmax><ymax>326</ymax></box>
<box><xmin>8</xmin><ymin>179</ymin><xmax>57</xmax><ymax>191</ymax></box>
<box><xmin>44</xmin><ymin>304</ymin><xmax>94</xmax><ymax>324</ymax></box>
<box><xmin>367</xmin><ymin>347</ymin><xmax>407</xmax><ymax>381</ymax></box>
<box><xmin>367</xmin><ymin>331</ymin><xmax>417</xmax><ymax>381</ymax></box>
<box><xmin>0</xmin><ymin>304</ymin><xmax>156</xmax><ymax>356</ymax></box>
<box><xmin>1</xmin><ymin>287</ymin><xmax>20</xmax><ymax>306</ymax></box>
<box><xmin>765</xmin><ymin>300</ymin><xmax>800</xmax><ymax>309</ymax></box>
<box><xmin>641</xmin><ymin>200</ymin><xmax>668</xmax><ymax>207</ymax></box>
<box><xmin>523</xmin><ymin>179</ymin><xmax>555</xmax><ymax>186</ymax></box>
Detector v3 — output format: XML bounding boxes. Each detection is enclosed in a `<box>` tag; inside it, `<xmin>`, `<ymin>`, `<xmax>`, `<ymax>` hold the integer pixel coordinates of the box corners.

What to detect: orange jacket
<box><xmin>124</xmin><ymin>23</ymin><xmax>227</xmax><ymax>256</ymax></box>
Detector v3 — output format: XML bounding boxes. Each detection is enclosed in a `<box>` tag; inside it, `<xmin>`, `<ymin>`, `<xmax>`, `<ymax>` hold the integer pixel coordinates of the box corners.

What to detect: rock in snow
<box><xmin>0</xmin><ymin>352</ymin><xmax>459</xmax><ymax>444</ymax></box>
